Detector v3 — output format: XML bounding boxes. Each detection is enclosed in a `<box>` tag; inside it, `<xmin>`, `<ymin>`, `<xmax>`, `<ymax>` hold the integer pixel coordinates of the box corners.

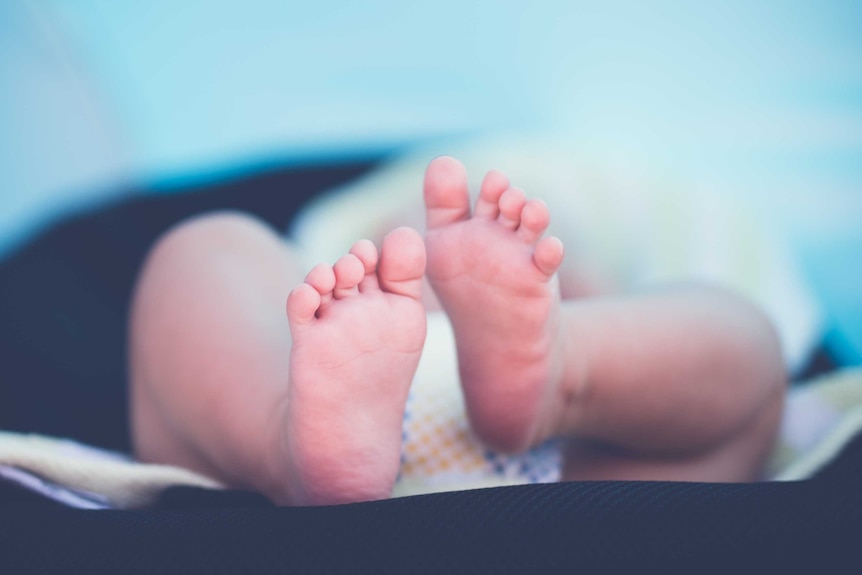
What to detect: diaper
<box><xmin>393</xmin><ymin>313</ymin><xmax>562</xmax><ymax>497</ymax></box>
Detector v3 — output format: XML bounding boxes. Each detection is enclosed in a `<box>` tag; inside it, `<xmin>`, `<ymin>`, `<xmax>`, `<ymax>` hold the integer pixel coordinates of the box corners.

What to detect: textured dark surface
<box><xmin>2</xmin><ymin>433</ymin><xmax>862</xmax><ymax>575</ymax></box>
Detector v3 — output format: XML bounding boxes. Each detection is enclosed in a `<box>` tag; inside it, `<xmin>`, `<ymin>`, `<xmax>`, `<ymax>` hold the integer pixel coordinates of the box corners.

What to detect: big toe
<box><xmin>379</xmin><ymin>227</ymin><xmax>426</xmax><ymax>299</ymax></box>
<box><xmin>424</xmin><ymin>156</ymin><xmax>471</xmax><ymax>229</ymax></box>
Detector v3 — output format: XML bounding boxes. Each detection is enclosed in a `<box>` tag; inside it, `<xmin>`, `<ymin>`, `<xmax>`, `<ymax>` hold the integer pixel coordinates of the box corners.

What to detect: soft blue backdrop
<box><xmin>1</xmin><ymin>0</ymin><xmax>860</xmax><ymax>359</ymax></box>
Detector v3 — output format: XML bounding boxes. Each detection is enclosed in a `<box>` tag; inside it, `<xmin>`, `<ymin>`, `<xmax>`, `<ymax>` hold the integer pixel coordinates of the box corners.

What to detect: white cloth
<box><xmin>0</xmin><ymin>431</ymin><xmax>221</xmax><ymax>508</ymax></box>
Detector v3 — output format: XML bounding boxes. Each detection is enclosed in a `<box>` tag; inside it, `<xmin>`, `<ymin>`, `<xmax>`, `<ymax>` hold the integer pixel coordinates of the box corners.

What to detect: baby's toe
<box><xmin>286</xmin><ymin>283</ymin><xmax>321</xmax><ymax>330</ymax></box>
<box><xmin>333</xmin><ymin>254</ymin><xmax>365</xmax><ymax>299</ymax></box>
<box><xmin>305</xmin><ymin>263</ymin><xmax>336</xmax><ymax>309</ymax></box>
<box><xmin>379</xmin><ymin>227</ymin><xmax>426</xmax><ymax>300</ymax></box>
<box><xmin>517</xmin><ymin>199</ymin><xmax>551</xmax><ymax>244</ymax></box>
<box><xmin>474</xmin><ymin>170</ymin><xmax>509</xmax><ymax>219</ymax></box>
<box><xmin>533</xmin><ymin>236</ymin><xmax>565</xmax><ymax>277</ymax></box>
<box><xmin>350</xmin><ymin>239</ymin><xmax>381</xmax><ymax>292</ymax></box>
<box><xmin>498</xmin><ymin>187</ymin><xmax>527</xmax><ymax>229</ymax></box>
<box><xmin>424</xmin><ymin>156</ymin><xmax>471</xmax><ymax>230</ymax></box>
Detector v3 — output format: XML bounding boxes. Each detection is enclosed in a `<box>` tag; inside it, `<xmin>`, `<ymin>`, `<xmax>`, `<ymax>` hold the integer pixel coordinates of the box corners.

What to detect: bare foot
<box><xmin>282</xmin><ymin>227</ymin><xmax>426</xmax><ymax>505</ymax></box>
<box><xmin>423</xmin><ymin>157</ymin><xmax>566</xmax><ymax>453</ymax></box>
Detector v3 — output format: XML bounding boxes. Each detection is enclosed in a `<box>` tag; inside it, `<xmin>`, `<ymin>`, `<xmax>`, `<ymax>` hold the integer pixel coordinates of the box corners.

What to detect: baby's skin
<box><xmin>131</xmin><ymin>156</ymin><xmax>785</xmax><ymax>506</ymax></box>
<box><xmin>422</xmin><ymin>158</ymin><xmax>567</xmax><ymax>452</ymax></box>
<box><xmin>283</xmin><ymin>157</ymin><xmax>566</xmax><ymax>504</ymax></box>
<box><xmin>284</xmin><ymin>228</ymin><xmax>427</xmax><ymax>504</ymax></box>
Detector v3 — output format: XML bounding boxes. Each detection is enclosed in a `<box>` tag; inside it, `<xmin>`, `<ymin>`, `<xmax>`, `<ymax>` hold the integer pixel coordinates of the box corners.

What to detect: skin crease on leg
<box><xmin>130</xmin><ymin>158</ymin><xmax>786</xmax><ymax>505</ymax></box>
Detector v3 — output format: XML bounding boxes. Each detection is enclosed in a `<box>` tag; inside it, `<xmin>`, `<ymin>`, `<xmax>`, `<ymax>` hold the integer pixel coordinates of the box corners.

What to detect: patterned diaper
<box><xmin>392</xmin><ymin>314</ymin><xmax>562</xmax><ymax>498</ymax></box>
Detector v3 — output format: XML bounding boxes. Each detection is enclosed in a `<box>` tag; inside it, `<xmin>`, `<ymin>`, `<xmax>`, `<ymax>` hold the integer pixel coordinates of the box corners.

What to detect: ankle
<box><xmin>549</xmin><ymin>305</ymin><xmax>592</xmax><ymax>438</ymax></box>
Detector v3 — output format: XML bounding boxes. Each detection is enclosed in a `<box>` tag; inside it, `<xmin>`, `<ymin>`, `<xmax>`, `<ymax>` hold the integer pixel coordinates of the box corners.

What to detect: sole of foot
<box><xmin>423</xmin><ymin>156</ymin><xmax>566</xmax><ymax>453</ymax></box>
<box><xmin>281</xmin><ymin>227</ymin><xmax>427</xmax><ymax>505</ymax></box>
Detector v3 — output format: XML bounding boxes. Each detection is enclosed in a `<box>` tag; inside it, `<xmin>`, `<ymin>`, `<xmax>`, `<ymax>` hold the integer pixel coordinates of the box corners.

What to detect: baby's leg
<box><xmin>130</xmin><ymin>212</ymin><xmax>426</xmax><ymax>505</ymax></box>
<box><xmin>423</xmin><ymin>157</ymin><xmax>785</xmax><ymax>481</ymax></box>
<box><xmin>554</xmin><ymin>287</ymin><xmax>785</xmax><ymax>481</ymax></box>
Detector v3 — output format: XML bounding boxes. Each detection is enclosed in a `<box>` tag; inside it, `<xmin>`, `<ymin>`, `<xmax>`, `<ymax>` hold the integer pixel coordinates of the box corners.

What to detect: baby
<box><xmin>129</xmin><ymin>156</ymin><xmax>786</xmax><ymax>506</ymax></box>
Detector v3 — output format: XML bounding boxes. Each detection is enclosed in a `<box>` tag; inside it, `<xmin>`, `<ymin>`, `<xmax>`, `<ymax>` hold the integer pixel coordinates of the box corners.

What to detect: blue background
<box><xmin>1</xmin><ymin>0</ymin><xmax>860</xmax><ymax>361</ymax></box>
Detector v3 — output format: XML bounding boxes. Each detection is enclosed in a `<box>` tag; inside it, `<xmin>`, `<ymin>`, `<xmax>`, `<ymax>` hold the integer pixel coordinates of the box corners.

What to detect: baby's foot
<box><xmin>282</xmin><ymin>227</ymin><xmax>426</xmax><ymax>505</ymax></box>
<box><xmin>424</xmin><ymin>157</ymin><xmax>566</xmax><ymax>453</ymax></box>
